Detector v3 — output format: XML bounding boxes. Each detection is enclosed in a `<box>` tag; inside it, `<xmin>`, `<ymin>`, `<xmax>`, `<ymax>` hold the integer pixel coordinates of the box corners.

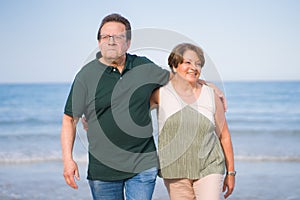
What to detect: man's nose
<box><xmin>108</xmin><ymin>36</ymin><xmax>116</xmax><ymax>44</ymax></box>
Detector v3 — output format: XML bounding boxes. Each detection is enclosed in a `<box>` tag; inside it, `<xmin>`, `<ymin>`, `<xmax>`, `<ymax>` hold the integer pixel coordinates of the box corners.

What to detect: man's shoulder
<box><xmin>126</xmin><ymin>53</ymin><xmax>153</xmax><ymax>66</ymax></box>
<box><xmin>74</xmin><ymin>59</ymin><xmax>106</xmax><ymax>83</ymax></box>
<box><xmin>82</xmin><ymin>58</ymin><xmax>101</xmax><ymax>69</ymax></box>
<box><xmin>77</xmin><ymin>59</ymin><xmax>105</xmax><ymax>74</ymax></box>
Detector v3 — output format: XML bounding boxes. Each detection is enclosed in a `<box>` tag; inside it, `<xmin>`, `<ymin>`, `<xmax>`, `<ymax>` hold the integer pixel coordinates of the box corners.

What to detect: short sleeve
<box><xmin>64</xmin><ymin>77</ymin><xmax>87</xmax><ymax>118</ymax></box>
<box><xmin>130</xmin><ymin>55</ymin><xmax>170</xmax><ymax>87</ymax></box>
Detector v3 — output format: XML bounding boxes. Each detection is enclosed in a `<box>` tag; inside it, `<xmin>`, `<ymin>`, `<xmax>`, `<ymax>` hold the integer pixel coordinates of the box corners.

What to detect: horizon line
<box><xmin>1</xmin><ymin>79</ymin><xmax>300</xmax><ymax>85</ymax></box>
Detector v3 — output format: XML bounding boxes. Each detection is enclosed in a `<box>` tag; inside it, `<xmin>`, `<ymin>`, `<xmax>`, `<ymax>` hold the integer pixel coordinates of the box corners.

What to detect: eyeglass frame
<box><xmin>99</xmin><ymin>34</ymin><xmax>126</xmax><ymax>43</ymax></box>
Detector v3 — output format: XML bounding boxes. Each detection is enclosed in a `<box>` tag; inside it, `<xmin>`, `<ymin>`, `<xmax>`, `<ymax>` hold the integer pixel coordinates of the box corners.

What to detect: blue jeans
<box><xmin>88</xmin><ymin>167</ymin><xmax>158</xmax><ymax>200</ymax></box>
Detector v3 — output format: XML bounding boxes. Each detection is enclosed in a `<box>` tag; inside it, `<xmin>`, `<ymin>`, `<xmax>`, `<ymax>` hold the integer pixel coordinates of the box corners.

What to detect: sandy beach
<box><xmin>1</xmin><ymin>160</ymin><xmax>300</xmax><ymax>200</ymax></box>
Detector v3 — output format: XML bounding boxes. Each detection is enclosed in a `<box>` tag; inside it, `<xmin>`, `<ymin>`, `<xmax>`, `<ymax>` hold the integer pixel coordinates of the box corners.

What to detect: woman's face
<box><xmin>175</xmin><ymin>50</ymin><xmax>202</xmax><ymax>83</ymax></box>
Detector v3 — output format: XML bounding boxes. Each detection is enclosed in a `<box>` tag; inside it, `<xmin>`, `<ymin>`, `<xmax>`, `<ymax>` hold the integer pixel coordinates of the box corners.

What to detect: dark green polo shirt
<box><xmin>64</xmin><ymin>53</ymin><xmax>169</xmax><ymax>181</ymax></box>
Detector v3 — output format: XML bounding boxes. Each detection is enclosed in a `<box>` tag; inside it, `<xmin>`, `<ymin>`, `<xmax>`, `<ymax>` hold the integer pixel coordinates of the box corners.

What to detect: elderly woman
<box><xmin>150</xmin><ymin>43</ymin><xmax>235</xmax><ymax>200</ymax></box>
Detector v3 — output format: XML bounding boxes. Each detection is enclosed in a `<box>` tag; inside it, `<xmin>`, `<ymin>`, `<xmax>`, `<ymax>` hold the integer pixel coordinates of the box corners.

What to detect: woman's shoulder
<box><xmin>201</xmin><ymin>83</ymin><xmax>215</xmax><ymax>94</ymax></box>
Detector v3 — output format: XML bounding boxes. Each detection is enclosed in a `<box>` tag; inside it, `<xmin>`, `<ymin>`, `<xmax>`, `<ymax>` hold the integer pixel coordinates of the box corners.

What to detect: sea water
<box><xmin>0</xmin><ymin>81</ymin><xmax>300</xmax><ymax>199</ymax></box>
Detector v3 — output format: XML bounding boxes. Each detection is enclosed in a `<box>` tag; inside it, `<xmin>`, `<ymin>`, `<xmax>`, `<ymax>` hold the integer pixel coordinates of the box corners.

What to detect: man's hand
<box><xmin>63</xmin><ymin>159</ymin><xmax>80</xmax><ymax>189</ymax></box>
<box><xmin>81</xmin><ymin>116</ymin><xmax>88</xmax><ymax>131</ymax></box>
<box><xmin>206</xmin><ymin>82</ymin><xmax>227</xmax><ymax>112</ymax></box>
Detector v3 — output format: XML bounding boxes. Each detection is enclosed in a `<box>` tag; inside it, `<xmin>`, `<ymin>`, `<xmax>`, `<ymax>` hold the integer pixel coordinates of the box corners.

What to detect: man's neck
<box><xmin>99</xmin><ymin>55</ymin><xmax>126</xmax><ymax>72</ymax></box>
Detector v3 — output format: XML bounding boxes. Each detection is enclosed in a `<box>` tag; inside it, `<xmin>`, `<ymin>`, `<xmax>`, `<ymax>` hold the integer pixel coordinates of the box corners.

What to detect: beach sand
<box><xmin>1</xmin><ymin>160</ymin><xmax>300</xmax><ymax>200</ymax></box>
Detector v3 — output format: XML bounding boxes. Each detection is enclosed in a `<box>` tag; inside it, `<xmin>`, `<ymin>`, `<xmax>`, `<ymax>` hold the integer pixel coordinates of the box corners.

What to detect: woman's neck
<box><xmin>172</xmin><ymin>75</ymin><xmax>198</xmax><ymax>93</ymax></box>
<box><xmin>171</xmin><ymin>75</ymin><xmax>202</xmax><ymax>104</ymax></box>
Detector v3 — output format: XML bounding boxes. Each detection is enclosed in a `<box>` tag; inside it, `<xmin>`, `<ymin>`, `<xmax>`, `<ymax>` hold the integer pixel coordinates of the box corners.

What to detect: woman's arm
<box><xmin>214</xmin><ymin>93</ymin><xmax>235</xmax><ymax>199</ymax></box>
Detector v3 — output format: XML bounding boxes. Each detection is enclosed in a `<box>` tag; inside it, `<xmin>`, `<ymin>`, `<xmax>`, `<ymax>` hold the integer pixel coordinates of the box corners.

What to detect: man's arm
<box><xmin>61</xmin><ymin>114</ymin><xmax>80</xmax><ymax>189</ymax></box>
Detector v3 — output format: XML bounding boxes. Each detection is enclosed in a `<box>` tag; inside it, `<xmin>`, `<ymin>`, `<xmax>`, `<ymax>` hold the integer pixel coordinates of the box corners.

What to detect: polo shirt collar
<box><xmin>96</xmin><ymin>51</ymin><xmax>132</xmax><ymax>73</ymax></box>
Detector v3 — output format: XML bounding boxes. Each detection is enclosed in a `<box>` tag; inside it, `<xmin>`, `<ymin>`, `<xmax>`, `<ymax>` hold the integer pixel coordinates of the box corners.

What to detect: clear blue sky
<box><xmin>1</xmin><ymin>0</ymin><xmax>299</xmax><ymax>83</ymax></box>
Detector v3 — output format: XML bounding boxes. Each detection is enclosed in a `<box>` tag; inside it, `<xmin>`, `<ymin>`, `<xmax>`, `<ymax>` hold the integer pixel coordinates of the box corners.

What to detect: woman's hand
<box><xmin>223</xmin><ymin>174</ymin><xmax>235</xmax><ymax>198</ymax></box>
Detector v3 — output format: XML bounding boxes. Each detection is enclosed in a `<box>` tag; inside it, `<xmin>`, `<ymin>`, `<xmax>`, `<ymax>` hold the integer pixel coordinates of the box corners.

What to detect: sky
<box><xmin>0</xmin><ymin>0</ymin><xmax>299</xmax><ymax>83</ymax></box>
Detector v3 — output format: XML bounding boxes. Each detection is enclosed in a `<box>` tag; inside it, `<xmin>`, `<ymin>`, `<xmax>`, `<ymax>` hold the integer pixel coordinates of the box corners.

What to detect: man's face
<box><xmin>98</xmin><ymin>22</ymin><xmax>130</xmax><ymax>62</ymax></box>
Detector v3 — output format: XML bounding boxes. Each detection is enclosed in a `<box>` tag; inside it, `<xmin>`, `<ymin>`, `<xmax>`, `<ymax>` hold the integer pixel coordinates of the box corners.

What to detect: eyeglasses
<box><xmin>99</xmin><ymin>34</ymin><xmax>126</xmax><ymax>43</ymax></box>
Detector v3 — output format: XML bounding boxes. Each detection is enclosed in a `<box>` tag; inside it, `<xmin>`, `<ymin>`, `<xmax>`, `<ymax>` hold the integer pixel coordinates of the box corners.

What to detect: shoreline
<box><xmin>1</xmin><ymin>160</ymin><xmax>300</xmax><ymax>200</ymax></box>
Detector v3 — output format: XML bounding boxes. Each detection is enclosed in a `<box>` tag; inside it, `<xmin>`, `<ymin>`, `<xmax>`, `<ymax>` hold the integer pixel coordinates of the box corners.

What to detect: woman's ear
<box><xmin>173</xmin><ymin>67</ymin><xmax>177</xmax><ymax>73</ymax></box>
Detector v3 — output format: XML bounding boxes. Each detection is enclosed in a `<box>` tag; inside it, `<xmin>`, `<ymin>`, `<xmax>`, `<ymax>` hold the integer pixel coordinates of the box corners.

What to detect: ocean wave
<box><xmin>226</xmin><ymin>113</ymin><xmax>300</xmax><ymax>126</ymax></box>
<box><xmin>235</xmin><ymin>155</ymin><xmax>300</xmax><ymax>162</ymax></box>
<box><xmin>0</xmin><ymin>152</ymin><xmax>88</xmax><ymax>164</ymax></box>
<box><xmin>0</xmin><ymin>131</ymin><xmax>61</xmax><ymax>138</ymax></box>
<box><xmin>0</xmin><ymin>117</ymin><xmax>61</xmax><ymax>126</ymax></box>
<box><xmin>1</xmin><ymin>152</ymin><xmax>299</xmax><ymax>164</ymax></box>
<box><xmin>230</xmin><ymin>129</ymin><xmax>300</xmax><ymax>135</ymax></box>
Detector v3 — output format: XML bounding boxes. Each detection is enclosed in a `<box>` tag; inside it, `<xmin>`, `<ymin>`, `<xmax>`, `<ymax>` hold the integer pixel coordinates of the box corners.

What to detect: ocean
<box><xmin>0</xmin><ymin>81</ymin><xmax>300</xmax><ymax>200</ymax></box>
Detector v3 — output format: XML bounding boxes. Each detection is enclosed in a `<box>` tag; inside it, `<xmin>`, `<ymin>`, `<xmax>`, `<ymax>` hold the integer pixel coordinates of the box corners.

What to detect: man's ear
<box><xmin>126</xmin><ymin>40</ymin><xmax>131</xmax><ymax>49</ymax></box>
